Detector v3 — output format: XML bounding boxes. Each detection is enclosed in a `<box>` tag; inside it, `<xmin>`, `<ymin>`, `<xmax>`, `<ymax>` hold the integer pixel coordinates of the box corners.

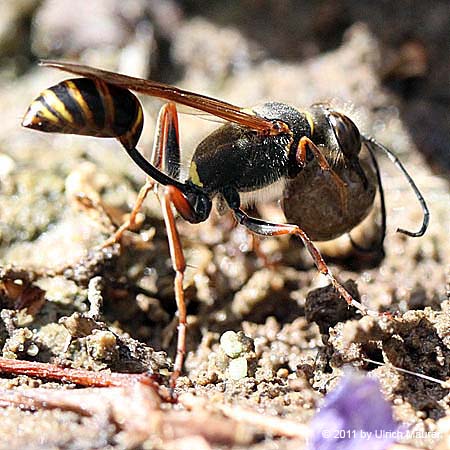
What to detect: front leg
<box><xmin>296</xmin><ymin>136</ymin><xmax>349</xmax><ymax>214</ymax></box>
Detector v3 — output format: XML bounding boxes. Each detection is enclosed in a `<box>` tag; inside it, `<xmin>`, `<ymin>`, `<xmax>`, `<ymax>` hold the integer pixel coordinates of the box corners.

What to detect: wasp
<box><xmin>22</xmin><ymin>61</ymin><xmax>429</xmax><ymax>382</ymax></box>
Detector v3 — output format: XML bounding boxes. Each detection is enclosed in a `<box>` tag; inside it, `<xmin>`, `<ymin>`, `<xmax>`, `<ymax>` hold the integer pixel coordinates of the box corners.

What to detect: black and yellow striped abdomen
<box><xmin>22</xmin><ymin>78</ymin><xmax>144</xmax><ymax>150</ymax></box>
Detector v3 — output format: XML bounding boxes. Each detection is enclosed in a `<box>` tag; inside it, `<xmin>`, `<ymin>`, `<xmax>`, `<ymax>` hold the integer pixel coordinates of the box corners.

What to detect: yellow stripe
<box><xmin>96</xmin><ymin>80</ymin><xmax>114</xmax><ymax>130</ymax></box>
<box><xmin>65</xmin><ymin>80</ymin><xmax>94</xmax><ymax>127</ymax></box>
<box><xmin>42</xmin><ymin>89</ymin><xmax>74</xmax><ymax>123</ymax></box>
<box><xmin>189</xmin><ymin>161</ymin><xmax>203</xmax><ymax>187</ymax></box>
<box><xmin>28</xmin><ymin>100</ymin><xmax>60</xmax><ymax>123</ymax></box>
<box><xmin>304</xmin><ymin>110</ymin><xmax>315</xmax><ymax>135</ymax></box>
<box><xmin>120</xmin><ymin>105</ymin><xmax>143</xmax><ymax>148</ymax></box>
<box><xmin>128</xmin><ymin>103</ymin><xmax>143</xmax><ymax>140</ymax></box>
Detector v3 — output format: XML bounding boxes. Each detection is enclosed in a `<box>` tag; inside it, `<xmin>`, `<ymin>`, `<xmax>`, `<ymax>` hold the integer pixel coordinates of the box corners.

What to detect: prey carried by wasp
<box><xmin>22</xmin><ymin>61</ymin><xmax>429</xmax><ymax>382</ymax></box>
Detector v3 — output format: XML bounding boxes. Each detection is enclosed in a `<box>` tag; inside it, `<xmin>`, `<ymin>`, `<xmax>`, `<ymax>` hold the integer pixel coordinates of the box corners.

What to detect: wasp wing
<box><xmin>41</xmin><ymin>60</ymin><xmax>278</xmax><ymax>135</ymax></box>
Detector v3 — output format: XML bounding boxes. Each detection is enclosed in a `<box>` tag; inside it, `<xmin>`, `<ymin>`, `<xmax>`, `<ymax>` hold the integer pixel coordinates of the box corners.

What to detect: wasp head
<box><xmin>327</xmin><ymin>110</ymin><xmax>362</xmax><ymax>159</ymax></box>
<box><xmin>309</xmin><ymin>105</ymin><xmax>362</xmax><ymax>162</ymax></box>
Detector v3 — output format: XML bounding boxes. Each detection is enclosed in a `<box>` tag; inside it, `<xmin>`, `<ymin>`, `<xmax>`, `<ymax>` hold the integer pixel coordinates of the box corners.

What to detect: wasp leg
<box><xmin>160</xmin><ymin>186</ymin><xmax>187</xmax><ymax>387</ymax></box>
<box><xmin>151</xmin><ymin>104</ymin><xmax>188</xmax><ymax>385</ymax></box>
<box><xmin>102</xmin><ymin>103</ymin><xmax>181</xmax><ymax>247</ymax></box>
<box><xmin>145</xmin><ymin>103</ymin><xmax>188</xmax><ymax>385</ymax></box>
<box><xmin>222</xmin><ymin>188</ymin><xmax>376</xmax><ymax>317</ymax></box>
<box><xmin>249</xmin><ymin>233</ymin><xmax>278</xmax><ymax>268</ymax></box>
<box><xmin>238</xmin><ymin>213</ymin><xmax>376</xmax><ymax>316</ymax></box>
<box><xmin>100</xmin><ymin>179</ymin><xmax>155</xmax><ymax>248</ymax></box>
<box><xmin>111</xmin><ymin>103</ymin><xmax>188</xmax><ymax>385</ymax></box>
<box><xmin>296</xmin><ymin>136</ymin><xmax>349</xmax><ymax>214</ymax></box>
<box><xmin>151</xmin><ymin>103</ymin><xmax>181</xmax><ymax>180</ymax></box>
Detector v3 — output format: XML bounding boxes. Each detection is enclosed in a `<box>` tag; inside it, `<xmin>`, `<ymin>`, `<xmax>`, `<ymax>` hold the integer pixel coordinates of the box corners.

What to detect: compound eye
<box><xmin>328</xmin><ymin>112</ymin><xmax>362</xmax><ymax>158</ymax></box>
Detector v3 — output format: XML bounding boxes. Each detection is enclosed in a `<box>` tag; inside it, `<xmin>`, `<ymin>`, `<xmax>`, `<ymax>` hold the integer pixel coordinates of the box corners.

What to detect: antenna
<box><xmin>363</xmin><ymin>136</ymin><xmax>430</xmax><ymax>237</ymax></box>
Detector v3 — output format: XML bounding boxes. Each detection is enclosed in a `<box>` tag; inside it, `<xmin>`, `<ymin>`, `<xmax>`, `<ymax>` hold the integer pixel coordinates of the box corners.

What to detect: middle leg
<box><xmin>223</xmin><ymin>188</ymin><xmax>376</xmax><ymax>317</ymax></box>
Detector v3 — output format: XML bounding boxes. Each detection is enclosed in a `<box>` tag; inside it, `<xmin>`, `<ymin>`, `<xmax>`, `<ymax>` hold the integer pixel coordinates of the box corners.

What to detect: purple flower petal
<box><xmin>308</xmin><ymin>370</ymin><xmax>401</xmax><ymax>450</ymax></box>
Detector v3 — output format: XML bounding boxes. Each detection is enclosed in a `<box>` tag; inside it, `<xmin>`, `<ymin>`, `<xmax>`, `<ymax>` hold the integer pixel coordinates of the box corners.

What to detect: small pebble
<box><xmin>228</xmin><ymin>357</ymin><xmax>248</xmax><ymax>380</ymax></box>
<box><xmin>26</xmin><ymin>343</ymin><xmax>39</xmax><ymax>357</ymax></box>
<box><xmin>277</xmin><ymin>368</ymin><xmax>289</xmax><ymax>379</ymax></box>
<box><xmin>220</xmin><ymin>331</ymin><xmax>243</xmax><ymax>358</ymax></box>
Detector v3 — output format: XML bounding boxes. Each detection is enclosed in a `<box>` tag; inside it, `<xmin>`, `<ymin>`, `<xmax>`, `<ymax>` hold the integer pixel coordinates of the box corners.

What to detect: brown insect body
<box><xmin>283</xmin><ymin>145</ymin><xmax>377</xmax><ymax>242</ymax></box>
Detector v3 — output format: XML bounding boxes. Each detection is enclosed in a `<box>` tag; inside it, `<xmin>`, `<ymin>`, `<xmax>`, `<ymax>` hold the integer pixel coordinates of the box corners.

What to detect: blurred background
<box><xmin>1</xmin><ymin>0</ymin><xmax>449</xmax><ymax>173</ymax></box>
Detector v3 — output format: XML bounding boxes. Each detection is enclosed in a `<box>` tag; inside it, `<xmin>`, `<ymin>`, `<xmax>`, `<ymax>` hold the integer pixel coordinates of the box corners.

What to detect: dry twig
<box><xmin>180</xmin><ymin>393</ymin><xmax>309</xmax><ymax>440</ymax></box>
<box><xmin>0</xmin><ymin>357</ymin><xmax>171</xmax><ymax>399</ymax></box>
